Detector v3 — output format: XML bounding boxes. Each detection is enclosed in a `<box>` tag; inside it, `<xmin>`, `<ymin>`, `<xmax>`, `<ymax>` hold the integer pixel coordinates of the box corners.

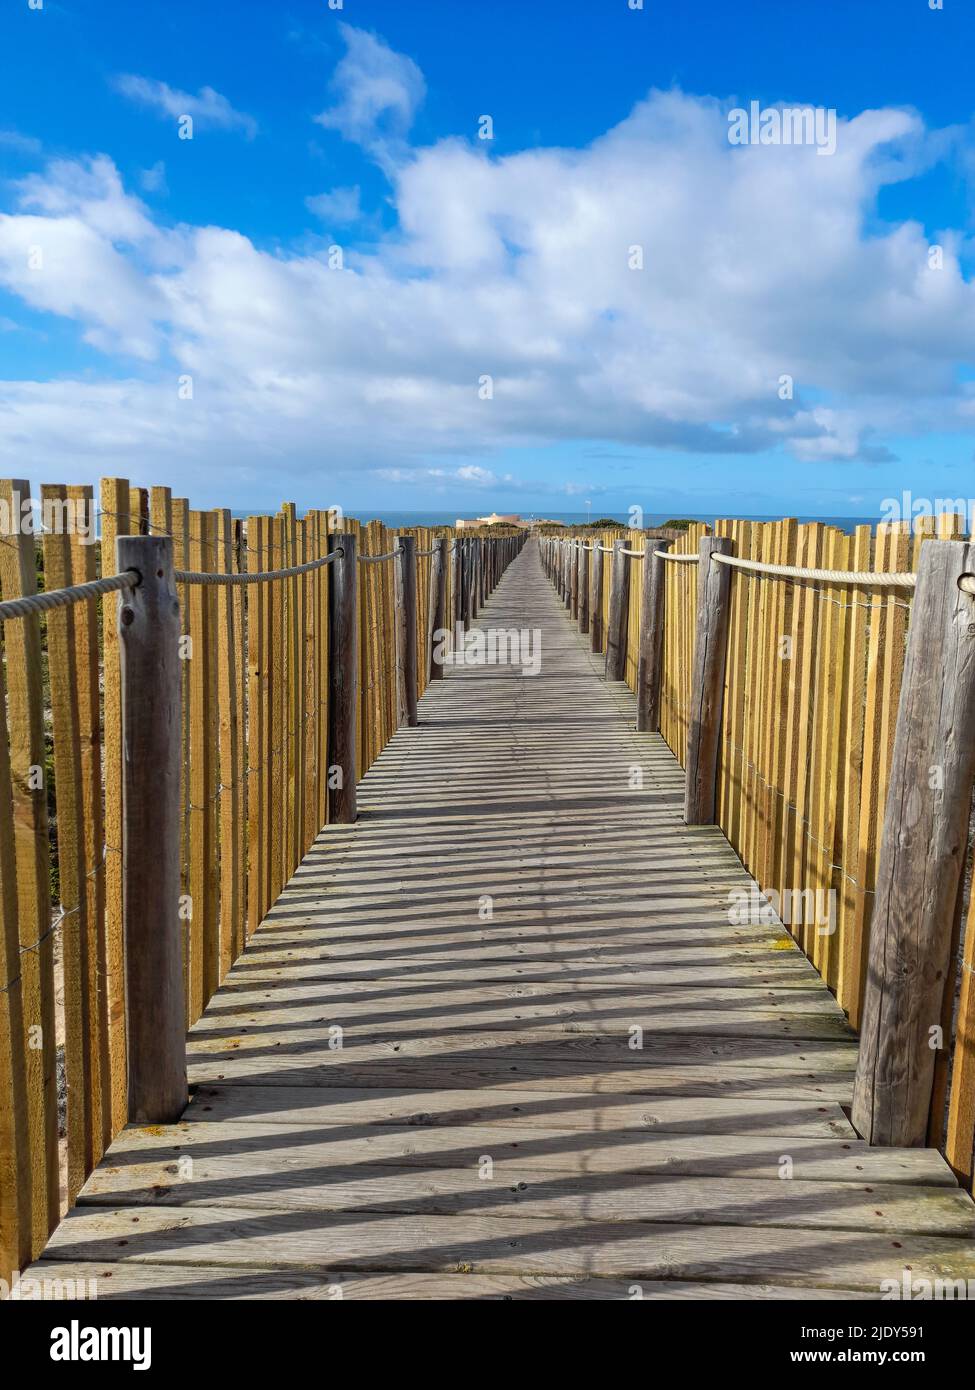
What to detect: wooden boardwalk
<box><xmin>28</xmin><ymin>542</ymin><xmax>975</xmax><ymax>1299</ymax></box>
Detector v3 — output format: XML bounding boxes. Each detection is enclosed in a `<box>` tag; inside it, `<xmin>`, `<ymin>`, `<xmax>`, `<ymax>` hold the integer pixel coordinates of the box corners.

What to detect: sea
<box><xmin>364</xmin><ymin>511</ymin><xmax>883</xmax><ymax>534</ymax></box>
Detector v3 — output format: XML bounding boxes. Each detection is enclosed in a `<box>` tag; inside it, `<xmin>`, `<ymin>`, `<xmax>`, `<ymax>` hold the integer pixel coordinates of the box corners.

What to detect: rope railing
<box><xmin>174</xmin><ymin>549</ymin><xmax>342</xmax><ymax>586</ymax></box>
<box><xmin>655</xmin><ymin>550</ymin><xmax>699</xmax><ymax>563</ymax></box>
<box><xmin>0</xmin><ymin>569</ymin><xmax>139</xmax><ymax>622</ymax></box>
<box><xmin>358</xmin><ymin>546</ymin><xmax>400</xmax><ymax>564</ymax></box>
<box><xmin>711</xmin><ymin>551</ymin><xmax>918</xmax><ymax>587</ymax></box>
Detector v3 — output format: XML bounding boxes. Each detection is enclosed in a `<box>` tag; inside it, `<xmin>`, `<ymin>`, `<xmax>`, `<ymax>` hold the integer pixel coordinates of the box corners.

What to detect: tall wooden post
<box><xmin>398</xmin><ymin>536</ymin><xmax>418</xmax><ymax>727</ymax></box>
<box><xmin>327</xmin><ymin>531</ymin><xmax>358</xmax><ymax>823</ymax></box>
<box><xmin>605</xmin><ymin>540</ymin><xmax>630</xmax><ymax>681</ymax></box>
<box><xmin>463</xmin><ymin>541</ymin><xmax>474</xmax><ymax>628</ymax></box>
<box><xmin>429</xmin><ymin>537</ymin><xmax>448</xmax><ymax>682</ymax></box>
<box><xmin>579</xmin><ymin>544</ymin><xmax>591</xmax><ymax>634</ymax></box>
<box><xmin>684</xmin><ymin>536</ymin><xmax>732</xmax><ymax>825</ymax></box>
<box><xmin>852</xmin><ymin>539</ymin><xmax>975</xmax><ymax>1145</ymax></box>
<box><xmin>637</xmin><ymin>541</ymin><xmax>670</xmax><ymax>732</ymax></box>
<box><xmin>590</xmin><ymin>542</ymin><xmax>604</xmax><ymax>653</ymax></box>
<box><xmin>570</xmin><ymin>543</ymin><xmax>579</xmax><ymax>618</ymax></box>
<box><xmin>116</xmin><ymin>534</ymin><xmax>186</xmax><ymax>1123</ymax></box>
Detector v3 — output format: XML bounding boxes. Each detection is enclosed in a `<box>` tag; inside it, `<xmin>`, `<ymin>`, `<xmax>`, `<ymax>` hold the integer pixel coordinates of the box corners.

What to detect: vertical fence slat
<box><xmin>65</xmin><ymin>484</ymin><xmax>109</xmax><ymax>1159</ymax></box>
<box><xmin>187</xmin><ymin>509</ymin><xmax>216</xmax><ymax>1019</ymax></box>
<box><xmin>246</xmin><ymin>517</ymin><xmax>266</xmax><ymax>933</ymax></box>
<box><xmin>98</xmin><ymin>478</ymin><xmax>130</xmax><ymax>1134</ymax></box>
<box><xmin>0</xmin><ymin>479</ymin><xmax>59</xmax><ymax>1251</ymax></box>
<box><xmin>39</xmin><ymin>486</ymin><xmax>90</xmax><ymax>1204</ymax></box>
<box><xmin>0</xmin><ymin>642</ymin><xmax>32</xmax><ymax>1282</ymax></box>
<box><xmin>213</xmin><ymin>509</ymin><xmax>242</xmax><ymax>983</ymax></box>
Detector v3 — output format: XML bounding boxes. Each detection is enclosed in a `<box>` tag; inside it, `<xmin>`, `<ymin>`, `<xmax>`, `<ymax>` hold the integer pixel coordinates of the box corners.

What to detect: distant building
<box><xmin>455</xmin><ymin>512</ymin><xmax>521</xmax><ymax>529</ymax></box>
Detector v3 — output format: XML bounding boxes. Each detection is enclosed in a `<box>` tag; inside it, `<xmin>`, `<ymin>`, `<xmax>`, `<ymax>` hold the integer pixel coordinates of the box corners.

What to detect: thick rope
<box><xmin>358</xmin><ymin>547</ymin><xmax>400</xmax><ymax>564</ymax></box>
<box><xmin>712</xmin><ymin>552</ymin><xmax>918</xmax><ymax>587</ymax></box>
<box><xmin>176</xmin><ymin>549</ymin><xmax>342</xmax><ymax>586</ymax></box>
<box><xmin>0</xmin><ymin>570</ymin><xmax>138</xmax><ymax>622</ymax></box>
<box><xmin>654</xmin><ymin>550</ymin><xmax>699</xmax><ymax>564</ymax></box>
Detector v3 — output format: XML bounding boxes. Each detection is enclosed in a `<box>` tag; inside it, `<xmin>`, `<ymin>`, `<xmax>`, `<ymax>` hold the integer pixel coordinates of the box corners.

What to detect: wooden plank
<box><xmin>170</xmin><ymin>496</ymin><xmax>191</xmax><ymax>998</ymax></box>
<box><xmin>23</xmin><ymin>1262</ymin><xmax>878</xmax><ymax>1300</ymax></box>
<box><xmin>40</xmin><ymin>1204</ymin><xmax>975</xmax><ymax>1289</ymax></box>
<box><xmin>77</xmin><ymin>1142</ymin><xmax>975</xmax><ymax>1235</ymax></box>
<box><xmin>188</xmin><ymin>510</ymin><xmax>217</xmax><ymax>1020</ymax></box>
<box><xmin>246</xmin><ymin>517</ymin><xmax>268</xmax><ymax>933</ymax></box>
<box><xmin>0</xmin><ymin>642</ymin><xmax>31</xmax><ymax>1281</ymax></box>
<box><xmin>65</xmin><ymin>485</ymin><xmax>108</xmax><ymax>1158</ymax></box>
<box><xmin>213</xmin><ymin>509</ymin><xmax>242</xmax><ymax>982</ymax></box>
<box><xmin>180</xmin><ymin>1083</ymin><xmax>861</xmax><ymax>1136</ymax></box>
<box><xmin>0</xmin><ymin>478</ymin><xmax>60</xmax><ymax>1250</ymax></box>
<box><xmin>269</xmin><ymin>516</ymin><xmax>285</xmax><ymax>900</ymax></box>
<box><xmin>836</xmin><ymin>525</ymin><xmax>872</xmax><ymax>1021</ymax></box>
<box><xmin>946</xmin><ymin>881</ymin><xmax>975</xmax><ymax>1187</ymax></box>
<box><xmin>39</xmin><ymin>485</ymin><xmax>91</xmax><ymax>1203</ymax></box>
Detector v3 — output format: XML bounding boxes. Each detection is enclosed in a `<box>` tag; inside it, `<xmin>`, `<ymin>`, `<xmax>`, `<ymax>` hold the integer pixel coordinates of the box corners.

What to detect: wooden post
<box><xmin>453</xmin><ymin>539</ymin><xmax>462</xmax><ymax>630</ymax></box>
<box><xmin>398</xmin><ymin>536</ymin><xmax>418</xmax><ymax>726</ymax></box>
<box><xmin>429</xmin><ymin>537</ymin><xmax>448</xmax><ymax>682</ymax></box>
<box><xmin>590</xmin><ymin>542</ymin><xmax>604</xmax><ymax>653</ymax></box>
<box><xmin>570</xmin><ymin>543</ymin><xmax>579</xmax><ymax>618</ymax></box>
<box><xmin>579</xmin><ymin>543</ymin><xmax>591</xmax><ymax>634</ymax></box>
<box><xmin>637</xmin><ymin>540</ymin><xmax>670</xmax><ymax>732</ymax></box>
<box><xmin>684</xmin><ymin>536</ymin><xmax>733</xmax><ymax>825</ymax></box>
<box><xmin>852</xmin><ymin>539</ymin><xmax>975</xmax><ymax>1146</ymax></box>
<box><xmin>605</xmin><ymin>540</ymin><xmax>630</xmax><ymax>681</ymax></box>
<box><xmin>327</xmin><ymin>531</ymin><xmax>358</xmax><ymax>823</ymax></box>
<box><xmin>464</xmin><ymin>541</ymin><xmax>474</xmax><ymax>628</ymax></box>
<box><xmin>116</xmin><ymin>535</ymin><xmax>186</xmax><ymax>1123</ymax></box>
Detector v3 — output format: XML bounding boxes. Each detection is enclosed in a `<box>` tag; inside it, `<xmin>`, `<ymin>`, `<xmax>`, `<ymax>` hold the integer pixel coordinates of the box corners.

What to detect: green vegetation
<box><xmin>661</xmin><ymin>519</ymin><xmax>696</xmax><ymax>531</ymax></box>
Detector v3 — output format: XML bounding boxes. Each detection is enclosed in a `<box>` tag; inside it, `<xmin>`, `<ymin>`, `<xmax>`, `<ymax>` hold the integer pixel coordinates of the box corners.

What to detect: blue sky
<box><xmin>1</xmin><ymin>0</ymin><xmax>975</xmax><ymax>519</ymax></box>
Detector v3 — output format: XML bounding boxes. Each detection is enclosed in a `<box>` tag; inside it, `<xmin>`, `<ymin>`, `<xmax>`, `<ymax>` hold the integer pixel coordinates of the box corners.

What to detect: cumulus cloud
<box><xmin>1</xmin><ymin>62</ymin><xmax>975</xmax><ymax>492</ymax></box>
<box><xmin>113</xmin><ymin>74</ymin><xmax>257</xmax><ymax>138</ymax></box>
<box><xmin>315</xmin><ymin>24</ymin><xmax>424</xmax><ymax>163</ymax></box>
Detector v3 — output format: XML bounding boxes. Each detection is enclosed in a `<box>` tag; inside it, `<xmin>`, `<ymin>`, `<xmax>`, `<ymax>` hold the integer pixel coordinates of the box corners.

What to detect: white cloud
<box><xmin>315</xmin><ymin>24</ymin><xmax>424</xmax><ymax>163</ymax></box>
<box><xmin>305</xmin><ymin>185</ymin><xmax>363</xmax><ymax>225</ymax></box>
<box><xmin>0</xmin><ymin>129</ymin><xmax>42</xmax><ymax>156</ymax></box>
<box><xmin>113</xmin><ymin>74</ymin><xmax>257</xmax><ymax>138</ymax></box>
<box><xmin>140</xmin><ymin>160</ymin><xmax>168</xmax><ymax>195</ymax></box>
<box><xmin>2</xmin><ymin>68</ymin><xmax>975</xmax><ymax>494</ymax></box>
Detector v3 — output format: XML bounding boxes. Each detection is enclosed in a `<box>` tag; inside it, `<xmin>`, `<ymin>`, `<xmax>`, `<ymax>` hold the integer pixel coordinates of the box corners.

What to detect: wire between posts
<box><xmin>175</xmin><ymin>548</ymin><xmax>343</xmax><ymax>586</ymax></box>
<box><xmin>0</xmin><ymin>569</ymin><xmax>139</xmax><ymax>622</ymax></box>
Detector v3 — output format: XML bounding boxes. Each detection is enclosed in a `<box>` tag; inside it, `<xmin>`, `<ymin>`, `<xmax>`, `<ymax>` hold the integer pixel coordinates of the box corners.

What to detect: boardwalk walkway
<box><xmin>30</xmin><ymin>542</ymin><xmax>975</xmax><ymax>1299</ymax></box>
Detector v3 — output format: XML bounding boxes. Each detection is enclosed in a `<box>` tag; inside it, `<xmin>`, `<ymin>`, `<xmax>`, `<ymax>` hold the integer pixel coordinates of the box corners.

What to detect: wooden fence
<box><xmin>542</xmin><ymin>519</ymin><xmax>975</xmax><ymax>1194</ymax></box>
<box><xmin>0</xmin><ymin>475</ymin><xmax>522</xmax><ymax>1284</ymax></box>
